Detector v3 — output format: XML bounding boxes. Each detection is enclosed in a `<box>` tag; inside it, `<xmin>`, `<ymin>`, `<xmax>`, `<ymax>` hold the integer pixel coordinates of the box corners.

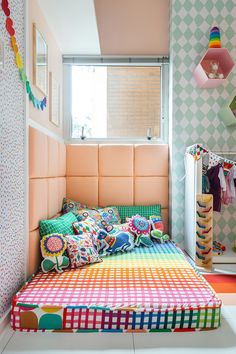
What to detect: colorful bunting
<box><xmin>1</xmin><ymin>0</ymin><xmax>47</xmax><ymax>110</ymax></box>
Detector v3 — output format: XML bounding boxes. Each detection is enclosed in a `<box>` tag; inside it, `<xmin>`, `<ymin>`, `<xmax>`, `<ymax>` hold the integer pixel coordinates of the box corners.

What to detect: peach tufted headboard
<box><xmin>28</xmin><ymin>127</ymin><xmax>66</xmax><ymax>276</ymax></box>
<box><xmin>28</xmin><ymin>128</ymin><xmax>169</xmax><ymax>276</ymax></box>
<box><xmin>66</xmin><ymin>144</ymin><xmax>169</xmax><ymax>231</ymax></box>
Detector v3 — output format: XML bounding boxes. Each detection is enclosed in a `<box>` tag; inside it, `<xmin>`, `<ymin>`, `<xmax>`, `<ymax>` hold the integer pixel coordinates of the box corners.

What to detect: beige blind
<box><xmin>107</xmin><ymin>66</ymin><xmax>161</xmax><ymax>138</ymax></box>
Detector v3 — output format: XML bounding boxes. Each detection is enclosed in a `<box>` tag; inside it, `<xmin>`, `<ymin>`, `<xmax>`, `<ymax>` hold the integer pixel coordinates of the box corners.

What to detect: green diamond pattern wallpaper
<box><xmin>170</xmin><ymin>0</ymin><xmax>236</xmax><ymax>245</ymax></box>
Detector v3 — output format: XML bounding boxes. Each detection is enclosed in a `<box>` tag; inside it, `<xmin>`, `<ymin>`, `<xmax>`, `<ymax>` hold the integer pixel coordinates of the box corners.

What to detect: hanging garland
<box><xmin>1</xmin><ymin>0</ymin><xmax>47</xmax><ymax>110</ymax></box>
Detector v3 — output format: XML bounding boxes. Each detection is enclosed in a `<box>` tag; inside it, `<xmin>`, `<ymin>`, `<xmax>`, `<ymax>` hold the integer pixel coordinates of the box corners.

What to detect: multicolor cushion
<box><xmin>102</xmin><ymin>222</ymin><xmax>130</xmax><ymax>234</ymax></box>
<box><xmin>65</xmin><ymin>234</ymin><xmax>102</xmax><ymax>268</ymax></box>
<box><xmin>40</xmin><ymin>234</ymin><xmax>70</xmax><ymax>273</ymax></box>
<box><xmin>150</xmin><ymin>214</ymin><xmax>164</xmax><ymax>231</ymax></box>
<box><xmin>128</xmin><ymin>215</ymin><xmax>153</xmax><ymax>247</ymax></box>
<box><xmin>97</xmin><ymin>229</ymin><xmax>134</xmax><ymax>256</ymax></box>
<box><xmin>39</xmin><ymin>212</ymin><xmax>78</xmax><ymax>237</ymax></box>
<box><xmin>77</xmin><ymin>207</ymin><xmax>121</xmax><ymax>228</ymax></box>
<box><xmin>115</xmin><ymin>205</ymin><xmax>161</xmax><ymax>223</ymax></box>
<box><xmin>62</xmin><ymin>197</ymin><xmax>87</xmax><ymax>215</ymax></box>
<box><xmin>97</xmin><ymin>207</ymin><xmax>121</xmax><ymax>225</ymax></box>
<box><xmin>72</xmin><ymin>217</ymin><xmax>101</xmax><ymax>236</ymax></box>
<box><xmin>77</xmin><ymin>209</ymin><xmax>103</xmax><ymax>225</ymax></box>
<box><xmin>72</xmin><ymin>217</ymin><xmax>102</xmax><ymax>249</ymax></box>
<box><xmin>149</xmin><ymin>214</ymin><xmax>164</xmax><ymax>239</ymax></box>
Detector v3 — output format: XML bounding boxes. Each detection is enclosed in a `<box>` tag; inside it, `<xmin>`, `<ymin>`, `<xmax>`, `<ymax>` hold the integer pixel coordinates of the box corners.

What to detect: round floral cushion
<box><xmin>128</xmin><ymin>215</ymin><xmax>151</xmax><ymax>235</ymax></box>
<box><xmin>128</xmin><ymin>215</ymin><xmax>153</xmax><ymax>248</ymax></box>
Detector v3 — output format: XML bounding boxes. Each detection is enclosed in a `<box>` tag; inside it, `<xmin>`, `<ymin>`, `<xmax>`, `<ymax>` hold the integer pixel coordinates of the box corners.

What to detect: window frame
<box><xmin>63</xmin><ymin>58</ymin><xmax>169</xmax><ymax>144</ymax></box>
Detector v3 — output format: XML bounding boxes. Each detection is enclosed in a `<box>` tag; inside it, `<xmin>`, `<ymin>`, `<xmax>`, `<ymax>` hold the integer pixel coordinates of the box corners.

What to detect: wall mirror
<box><xmin>33</xmin><ymin>23</ymin><xmax>48</xmax><ymax>95</ymax></box>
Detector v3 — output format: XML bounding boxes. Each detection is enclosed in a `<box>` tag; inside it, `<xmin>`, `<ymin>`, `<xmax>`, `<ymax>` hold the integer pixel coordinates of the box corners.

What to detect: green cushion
<box><xmin>114</xmin><ymin>205</ymin><xmax>161</xmax><ymax>223</ymax></box>
<box><xmin>39</xmin><ymin>212</ymin><xmax>77</xmax><ymax>237</ymax></box>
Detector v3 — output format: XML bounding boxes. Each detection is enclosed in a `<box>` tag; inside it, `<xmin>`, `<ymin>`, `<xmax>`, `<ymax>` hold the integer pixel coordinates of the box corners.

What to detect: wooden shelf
<box><xmin>193</xmin><ymin>48</ymin><xmax>234</xmax><ymax>88</ymax></box>
<box><xmin>219</xmin><ymin>94</ymin><xmax>236</xmax><ymax>126</ymax></box>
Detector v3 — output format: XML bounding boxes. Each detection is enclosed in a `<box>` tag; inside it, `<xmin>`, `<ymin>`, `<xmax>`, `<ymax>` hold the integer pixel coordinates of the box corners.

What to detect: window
<box><xmin>65</xmin><ymin>60</ymin><xmax>168</xmax><ymax>142</ymax></box>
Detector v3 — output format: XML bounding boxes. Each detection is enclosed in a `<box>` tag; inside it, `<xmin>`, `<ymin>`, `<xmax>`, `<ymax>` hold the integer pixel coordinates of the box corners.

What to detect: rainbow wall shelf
<box><xmin>193</xmin><ymin>48</ymin><xmax>234</xmax><ymax>88</ymax></box>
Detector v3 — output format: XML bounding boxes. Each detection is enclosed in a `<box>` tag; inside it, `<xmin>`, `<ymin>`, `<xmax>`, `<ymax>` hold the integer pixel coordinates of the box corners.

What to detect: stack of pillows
<box><xmin>39</xmin><ymin>198</ymin><xmax>165</xmax><ymax>274</ymax></box>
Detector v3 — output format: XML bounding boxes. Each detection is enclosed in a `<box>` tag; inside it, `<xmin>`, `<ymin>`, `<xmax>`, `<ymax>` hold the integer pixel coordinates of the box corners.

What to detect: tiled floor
<box><xmin>0</xmin><ymin>306</ymin><xmax>235</xmax><ymax>354</ymax></box>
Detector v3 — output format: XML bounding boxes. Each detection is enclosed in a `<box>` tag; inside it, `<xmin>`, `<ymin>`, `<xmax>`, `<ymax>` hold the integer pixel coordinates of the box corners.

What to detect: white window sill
<box><xmin>65</xmin><ymin>138</ymin><xmax>167</xmax><ymax>145</ymax></box>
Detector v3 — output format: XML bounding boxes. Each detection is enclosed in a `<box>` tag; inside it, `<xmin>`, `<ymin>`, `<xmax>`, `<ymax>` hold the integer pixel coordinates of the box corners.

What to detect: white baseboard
<box><xmin>0</xmin><ymin>309</ymin><xmax>13</xmax><ymax>353</ymax></box>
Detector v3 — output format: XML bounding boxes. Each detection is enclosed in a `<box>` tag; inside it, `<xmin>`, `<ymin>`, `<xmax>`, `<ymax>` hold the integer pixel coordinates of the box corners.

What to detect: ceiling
<box><xmin>37</xmin><ymin>0</ymin><xmax>101</xmax><ymax>55</ymax></box>
<box><xmin>37</xmin><ymin>0</ymin><xmax>169</xmax><ymax>56</ymax></box>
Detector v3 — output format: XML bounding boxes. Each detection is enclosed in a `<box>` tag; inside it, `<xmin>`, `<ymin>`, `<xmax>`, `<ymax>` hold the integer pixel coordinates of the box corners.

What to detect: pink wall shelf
<box><xmin>193</xmin><ymin>48</ymin><xmax>234</xmax><ymax>88</ymax></box>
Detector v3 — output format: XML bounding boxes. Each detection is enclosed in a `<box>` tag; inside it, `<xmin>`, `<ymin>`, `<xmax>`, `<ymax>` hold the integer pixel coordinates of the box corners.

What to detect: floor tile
<box><xmin>133</xmin><ymin>318</ymin><xmax>236</xmax><ymax>354</ymax></box>
<box><xmin>0</xmin><ymin>325</ymin><xmax>14</xmax><ymax>354</ymax></box>
<box><xmin>218</xmin><ymin>294</ymin><xmax>236</xmax><ymax>305</ymax></box>
<box><xmin>212</xmin><ymin>264</ymin><xmax>236</xmax><ymax>274</ymax></box>
<box><xmin>3</xmin><ymin>332</ymin><xmax>134</xmax><ymax>354</ymax></box>
<box><xmin>221</xmin><ymin>305</ymin><xmax>236</xmax><ymax>319</ymax></box>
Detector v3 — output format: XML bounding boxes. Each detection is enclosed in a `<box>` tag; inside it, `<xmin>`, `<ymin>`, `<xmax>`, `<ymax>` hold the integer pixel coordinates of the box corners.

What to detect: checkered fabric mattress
<box><xmin>11</xmin><ymin>241</ymin><xmax>221</xmax><ymax>332</ymax></box>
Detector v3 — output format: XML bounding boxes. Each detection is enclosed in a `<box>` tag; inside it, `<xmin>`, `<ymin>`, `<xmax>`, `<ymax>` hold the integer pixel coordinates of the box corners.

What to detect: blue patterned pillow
<box><xmin>97</xmin><ymin>229</ymin><xmax>134</xmax><ymax>256</ymax></box>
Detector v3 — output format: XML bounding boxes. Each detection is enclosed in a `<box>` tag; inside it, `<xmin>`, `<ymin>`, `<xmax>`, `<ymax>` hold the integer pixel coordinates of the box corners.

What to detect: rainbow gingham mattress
<box><xmin>11</xmin><ymin>241</ymin><xmax>221</xmax><ymax>332</ymax></box>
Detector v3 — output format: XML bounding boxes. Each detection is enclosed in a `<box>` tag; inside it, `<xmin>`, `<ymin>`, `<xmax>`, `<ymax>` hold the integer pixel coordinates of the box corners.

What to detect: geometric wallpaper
<box><xmin>170</xmin><ymin>0</ymin><xmax>236</xmax><ymax>245</ymax></box>
<box><xmin>0</xmin><ymin>0</ymin><xmax>25</xmax><ymax>318</ymax></box>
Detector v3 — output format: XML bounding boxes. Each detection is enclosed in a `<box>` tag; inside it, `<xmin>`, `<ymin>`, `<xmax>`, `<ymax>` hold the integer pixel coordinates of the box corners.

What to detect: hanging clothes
<box><xmin>222</xmin><ymin>173</ymin><xmax>232</xmax><ymax>205</ymax></box>
<box><xmin>222</xmin><ymin>166</ymin><xmax>236</xmax><ymax>205</ymax></box>
<box><xmin>207</xmin><ymin>164</ymin><xmax>226</xmax><ymax>212</ymax></box>
<box><xmin>202</xmin><ymin>153</ymin><xmax>210</xmax><ymax>193</ymax></box>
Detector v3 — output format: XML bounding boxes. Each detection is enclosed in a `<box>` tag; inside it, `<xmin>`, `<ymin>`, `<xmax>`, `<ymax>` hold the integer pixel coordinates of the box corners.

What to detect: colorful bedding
<box><xmin>11</xmin><ymin>241</ymin><xmax>221</xmax><ymax>332</ymax></box>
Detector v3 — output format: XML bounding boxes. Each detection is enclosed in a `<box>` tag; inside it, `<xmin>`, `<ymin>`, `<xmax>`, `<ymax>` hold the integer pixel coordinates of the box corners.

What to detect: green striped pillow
<box><xmin>39</xmin><ymin>212</ymin><xmax>78</xmax><ymax>237</ymax></box>
<box><xmin>114</xmin><ymin>205</ymin><xmax>161</xmax><ymax>223</ymax></box>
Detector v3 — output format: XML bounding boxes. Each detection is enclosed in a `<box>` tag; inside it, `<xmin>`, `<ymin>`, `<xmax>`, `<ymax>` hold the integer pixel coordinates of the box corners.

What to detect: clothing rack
<box><xmin>185</xmin><ymin>144</ymin><xmax>236</xmax><ymax>265</ymax></box>
<box><xmin>208</xmin><ymin>150</ymin><xmax>236</xmax><ymax>167</ymax></box>
<box><xmin>186</xmin><ymin>144</ymin><xmax>236</xmax><ymax>167</ymax></box>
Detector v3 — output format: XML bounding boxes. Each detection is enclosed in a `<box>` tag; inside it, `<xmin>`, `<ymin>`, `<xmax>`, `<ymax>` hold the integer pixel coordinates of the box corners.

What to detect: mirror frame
<box><xmin>33</xmin><ymin>23</ymin><xmax>48</xmax><ymax>96</ymax></box>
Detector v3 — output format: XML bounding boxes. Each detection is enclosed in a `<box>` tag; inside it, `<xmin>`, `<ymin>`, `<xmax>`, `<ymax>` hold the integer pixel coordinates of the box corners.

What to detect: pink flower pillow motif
<box><xmin>128</xmin><ymin>215</ymin><xmax>153</xmax><ymax>247</ymax></box>
<box><xmin>40</xmin><ymin>234</ymin><xmax>69</xmax><ymax>273</ymax></box>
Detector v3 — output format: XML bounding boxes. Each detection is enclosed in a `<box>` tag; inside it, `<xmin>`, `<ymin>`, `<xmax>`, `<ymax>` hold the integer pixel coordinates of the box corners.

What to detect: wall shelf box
<box><xmin>193</xmin><ymin>48</ymin><xmax>234</xmax><ymax>88</ymax></box>
<box><xmin>219</xmin><ymin>94</ymin><xmax>236</xmax><ymax>127</ymax></box>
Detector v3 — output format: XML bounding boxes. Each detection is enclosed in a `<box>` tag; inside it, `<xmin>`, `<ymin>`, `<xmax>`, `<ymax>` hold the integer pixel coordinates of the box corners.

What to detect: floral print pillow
<box><xmin>62</xmin><ymin>197</ymin><xmax>87</xmax><ymax>215</ymax></box>
<box><xmin>77</xmin><ymin>209</ymin><xmax>103</xmax><ymax>226</ymax></box>
<box><xmin>65</xmin><ymin>233</ymin><xmax>102</xmax><ymax>268</ymax></box>
<box><xmin>77</xmin><ymin>207</ymin><xmax>121</xmax><ymax>228</ymax></box>
<box><xmin>40</xmin><ymin>234</ymin><xmax>70</xmax><ymax>273</ymax></box>
<box><xmin>97</xmin><ymin>207</ymin><xmax>121</xmax><ymax>226</ymax></box>
<box><xmin>72</xmin><ymin>217</ymin><xmax>102</xmax><ymax>250</ymax></box>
